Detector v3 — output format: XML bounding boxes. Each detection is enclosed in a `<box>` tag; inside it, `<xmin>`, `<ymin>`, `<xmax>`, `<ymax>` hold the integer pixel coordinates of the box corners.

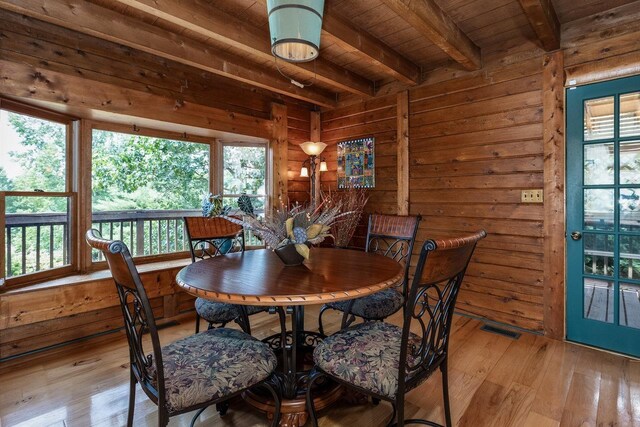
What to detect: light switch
<box><xmin>521</xmin><ymin>189</ymin><xmax>543</xmax><ymax>203</ymax></box>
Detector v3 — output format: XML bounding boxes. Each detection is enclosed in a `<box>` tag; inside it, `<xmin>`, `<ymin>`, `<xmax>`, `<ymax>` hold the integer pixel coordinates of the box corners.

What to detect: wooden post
<box><xmin>270</xmin><ymin>103</ymin><xmax>288</xmax><ymax>212</ymax></box>
<box><xmin>78</xmin><ymin>120</ymin><xmax>94</xmax><ymax>272</ymax></box>
<box><xmin>310</xmin><ymin>111</ymin><xmax>321</xmax><ymax>206</ymax></box>
<box><xmin>397</xmin><ymin>90</ymin><xmax>410</xmax><ymax>215</ymax></box>
<box><xmin>0</xmin><ymin>191</ymin><xmax>5</xmax><ymax>286</ymax></box>
<box><xmin>542</xmin><ymin>51</ymin><xmax>565</xmax><ymax>340</ymax></box>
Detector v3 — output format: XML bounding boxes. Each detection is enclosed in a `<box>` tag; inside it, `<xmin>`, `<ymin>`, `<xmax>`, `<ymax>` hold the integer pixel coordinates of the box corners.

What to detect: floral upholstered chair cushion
<box><xmin>195</xmin><ymin>297</ymin><xmax>267</xmax><ymax>324</ymax></box>
<box><xmin>326</xmin><ymin>288</ymin><xmax>404</xmax><ymax>319</ymax></box>
<box><xmin>313</xmin><ymin>321</ymin><xmax>422</xmax><ymax>399</ymax></box>
<box><xmin>149</xmin><ymin>327</ymin><xmax>277</xmax><ymax>412</ymax></box>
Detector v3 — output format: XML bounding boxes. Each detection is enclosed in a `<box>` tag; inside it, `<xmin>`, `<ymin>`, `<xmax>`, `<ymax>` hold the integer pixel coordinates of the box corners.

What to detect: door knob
<box><xmin>570</xmin><ymin>231</ymin><xmax>582</xmax><ymax>241</ymax></box>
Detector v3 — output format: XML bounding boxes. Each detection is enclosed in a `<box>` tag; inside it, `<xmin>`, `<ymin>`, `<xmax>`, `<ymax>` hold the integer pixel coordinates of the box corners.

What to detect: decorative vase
<box><xmin>274</xmin><ymin>244</ymin><xmax>306</xmax><ymax>266</ymax></box>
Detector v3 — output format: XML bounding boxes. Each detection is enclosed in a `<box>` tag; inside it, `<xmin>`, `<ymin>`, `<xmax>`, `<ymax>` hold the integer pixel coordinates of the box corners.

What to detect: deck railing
<box><xmin>5</xmin><ymin>213</ymin><xmax>70</xmax><ymax>277</ymax></box>
<box><xmin>5</xmin><ymin>210</ymin><xmax>263</xmax><ymax>277</ymax></box>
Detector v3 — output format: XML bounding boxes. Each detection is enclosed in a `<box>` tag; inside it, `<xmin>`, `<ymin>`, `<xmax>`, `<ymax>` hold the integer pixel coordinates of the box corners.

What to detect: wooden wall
<box><xmin>320</xmin><ymin>94</ymin><xmax>399</xmax><ymax>215</ymax></box>
<box><xmin>0</xmin><ymin>10</ymin><xmax>316</xmax><ymax>139</ymax></box>
<box><xmin>286</xmin><ymin>104</ymin><xmax>311</xmax><ymax>205</ymax></box>
<box><xmin>314</xmin><ymin>2</ymin><xmax>640</xmax><ymax>335</ymax></box>
<box><xmin>0</xmin><ymin>261</ymin><xmax>191</xmax><ymax>359</ymax></box>
<box><xmin>563</xmin><ymin>2</ymin><xmax>640</xmax><ymax>86</ymax></box>
<box><xmin>408</xmin><ymin>58</ymin><xmax>546</xmax><ymax>332</ymax></box>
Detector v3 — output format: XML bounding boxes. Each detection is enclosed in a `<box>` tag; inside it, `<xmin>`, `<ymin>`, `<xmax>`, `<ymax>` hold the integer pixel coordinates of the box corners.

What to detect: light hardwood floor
<box><xmin>1</xmin><ymin>306</ymin><xmax>639</xmax><ymax>427</ymax></box>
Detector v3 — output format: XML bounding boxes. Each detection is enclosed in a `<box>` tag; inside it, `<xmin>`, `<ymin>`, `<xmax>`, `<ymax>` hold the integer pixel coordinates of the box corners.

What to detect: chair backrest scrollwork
<box><xmin>184</xmin><ymin>216</ymin><xmax>245</xmax><ymax>262</ymax></box>
<box><xmin>365</xmin><ymin>214</ymin><xmax>422</xmax><ymax>300</ymax></box>
<box><xmin>85</xmin><ymin>229</ymin><xmax>164</xmax><ymax>406</ymax></box>
<box><xmin>398</xmin><ymin>230</ymin><xmax>486</xmax><ymax>394</ymax></box>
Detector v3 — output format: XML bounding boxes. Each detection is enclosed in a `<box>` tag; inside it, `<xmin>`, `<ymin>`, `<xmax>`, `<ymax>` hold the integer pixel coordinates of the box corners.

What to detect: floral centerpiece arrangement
<box><xmin>225</xmin><ymin>201</ymin><xmax>347</xmax><ymax>265</ymax></box>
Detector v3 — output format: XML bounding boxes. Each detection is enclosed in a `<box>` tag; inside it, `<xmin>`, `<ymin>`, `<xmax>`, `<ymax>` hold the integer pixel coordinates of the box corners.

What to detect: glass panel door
<box><xmin>567</xmin><ymin>74</ymin><xmax>640</xmax><ymax>357</ymax></box>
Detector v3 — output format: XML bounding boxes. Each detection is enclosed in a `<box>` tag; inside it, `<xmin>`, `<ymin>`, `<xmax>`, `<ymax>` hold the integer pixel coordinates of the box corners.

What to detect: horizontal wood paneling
<box><xmin>562</xmin><ymin>2</ymin><xmax>640</xmax><ymax>85</ymax></box>
<box><xmin>409</xmin><ymin>60</ymin><xmax>545</xmax><ymax>332</ymax></box>
<box><xmin>0</xmin><ymin>265</ymin><xmax>187</xmax><ymax>360</ymax></box>
<box><xmin>320</xmin><ymin>94</ymin><xmax>397</xmax><ymax>216</ymax></box>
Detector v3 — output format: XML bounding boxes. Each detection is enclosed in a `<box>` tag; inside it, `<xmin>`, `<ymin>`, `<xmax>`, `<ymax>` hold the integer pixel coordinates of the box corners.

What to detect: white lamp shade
<box><xmin>319</xmin><ymin>161</ymin><xmax>328</xmax><ymax>172</ymax></box>
<box><xmin>300</xmin><ymin>141</ymin><xmax>327</xmax><ymax>156</ymax></box>
<box><xmin>300</xmin><ymin>166</ymin><xmax>309</xmax><ymax>177</ymax></box>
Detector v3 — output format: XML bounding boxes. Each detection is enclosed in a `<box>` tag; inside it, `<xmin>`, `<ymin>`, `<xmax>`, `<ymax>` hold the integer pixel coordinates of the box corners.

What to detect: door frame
<box><xmin>565</xmin><ymin>73</ymin><xmax>640</xmax><ymax>357</ymax></box>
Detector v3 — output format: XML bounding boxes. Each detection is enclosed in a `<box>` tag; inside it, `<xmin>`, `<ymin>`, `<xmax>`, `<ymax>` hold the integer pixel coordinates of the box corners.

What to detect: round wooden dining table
<box><xmin>175</xmin><ymin>247</ymin><xmax>404</xmax><ymax>426</ymax></box>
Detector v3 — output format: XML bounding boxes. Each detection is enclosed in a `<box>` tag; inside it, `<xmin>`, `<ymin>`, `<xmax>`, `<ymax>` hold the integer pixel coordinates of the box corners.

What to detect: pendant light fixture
<box><xmin>267</xmin><ymin>0</ymin><xmax>325</xmax><ymax>63</ymax></box>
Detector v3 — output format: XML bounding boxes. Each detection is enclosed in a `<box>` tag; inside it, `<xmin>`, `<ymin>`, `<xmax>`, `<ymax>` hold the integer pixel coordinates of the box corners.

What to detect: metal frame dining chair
<box><xmin>86</xmin><ymin>229</ymin><xmax>281</xmax><ymax>427</ymax></box>
<box><xmin>318</xmin><ymin>214</ymin><xmax>421</xmax><ymax>336</ymax></box>
<box><xmin>307</xmin><ymin>230</ymin><xmax>487</xmax><ymax>427</ymax></box>
<box><xmin>184</xmin><ymin>216</ymin><xmax>268</xmax><ymax>334</ymax></box>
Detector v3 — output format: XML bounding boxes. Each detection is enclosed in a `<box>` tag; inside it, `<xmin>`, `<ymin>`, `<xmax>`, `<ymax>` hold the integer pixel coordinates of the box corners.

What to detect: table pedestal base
<box><xmin>243</xmin><ymin>383</ymin><xmax>343</xmax><ymax>427</ymax></box>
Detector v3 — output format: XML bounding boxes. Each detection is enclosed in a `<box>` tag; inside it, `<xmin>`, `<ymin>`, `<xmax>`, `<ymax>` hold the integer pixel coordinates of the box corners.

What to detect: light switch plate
<box><xmin>521</xmin><ymin>189</ymin><xmax>543</xmax><ymax>203</ymax></box>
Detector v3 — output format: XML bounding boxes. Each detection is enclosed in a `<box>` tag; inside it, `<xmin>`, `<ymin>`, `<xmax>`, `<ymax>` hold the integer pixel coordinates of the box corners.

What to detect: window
<box><xmin>0</xmin><ymin>98</ymin><xmax>272</xmax><ymax>285</ymax></box>
<box><xmin>0</xmin><ymin>99</ymin><xmax>75</xmax><ymax>285</ymax></box>
<box><xmin>91</xmin><ymin>126</ymin><xmax>210</xmax><ymax>261</ymax></box>
<box><xmin>219</xmin><ymin>142</ymin><xmax>267</xmax><ymax>212</ymax></box>
<box><xmin>219</xmin><ymin>142</ymin><xmax>268</xmax><ymax>247</ymax></box>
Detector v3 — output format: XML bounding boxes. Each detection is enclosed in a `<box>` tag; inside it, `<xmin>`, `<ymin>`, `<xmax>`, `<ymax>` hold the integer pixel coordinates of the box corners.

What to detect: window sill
<box><xmin>1</xmin><ymin>257</ymin><xmax>192</xmax><ymax>296</ymax></box>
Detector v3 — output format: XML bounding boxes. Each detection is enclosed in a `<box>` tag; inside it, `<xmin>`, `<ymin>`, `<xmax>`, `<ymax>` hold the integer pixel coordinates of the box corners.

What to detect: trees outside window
<box><xmin>220</xmin><ymin>143</ymin><xmax>267</xmax><ymax>213</ymax></box>
<box><xmin>0</xmin><ymin>103</ymin><xmax>74</xmax><ymax>282</ymax></box>
<box><xmin>0</xmin><ymin>98</ymin><xmax>271</xmax><ymax>286</ymax></box>
<box><xmin>91</xmin><ymin>128</ymin><xmax>210</xmax><ymax>259</ymax></box>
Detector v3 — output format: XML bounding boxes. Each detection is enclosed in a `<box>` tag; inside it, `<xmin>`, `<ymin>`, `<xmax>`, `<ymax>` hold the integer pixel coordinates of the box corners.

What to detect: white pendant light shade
<box><xmin>300</xmin><ymin>141</ymin><xmax>327</xmax><ymax>156</ymax></box>
<box><xmin>319</xmin><ymin>161</ymin><xmax>328</xmax><ymax>172</ymax></box>
<box><xmin>300</xmin><ymin>166</ymin><xmax>309</xmax><ymax>177</ymax></box>
<box><xmin>267</xmin><ymin>0</ymin><xmax>325</xmax><ymax>63</ymax></box>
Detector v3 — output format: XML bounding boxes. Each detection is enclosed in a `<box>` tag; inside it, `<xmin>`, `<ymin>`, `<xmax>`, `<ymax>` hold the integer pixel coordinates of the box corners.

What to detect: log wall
<box><xmin>408</xmin><ymin>58</ymin><xmax>546</xmax><ymax>332</ymax></box>
<box><xmin>286</xmin><ymin>104</ymin><xmax>312</xmax><ymax>205</ymax></box>
<box><xmin>0</xmin><ymin>261</ymin><xmax>191</xmax><ymax>359</ymax></box>
<box><xmin>320</xmin><ymin>94</ymin><xmax>399</xmax><ymax>216</ymax></box>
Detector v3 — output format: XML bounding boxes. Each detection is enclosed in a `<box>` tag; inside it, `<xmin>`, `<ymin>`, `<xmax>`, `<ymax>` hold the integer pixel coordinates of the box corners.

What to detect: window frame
<box><xmin>217</xmin><ymin>140</ymin><xmax>270</xmax><ymax>212</ymax></box>
<box><xmin>0</xmin><ymin>100</ymin><xmax>273</xmax><ymax>288</ymax></box>
<box><xmin>217</xmin><ymin>140</ymin><xmax>270</xmax><ymax>249</ymax></box>
<box><xmin>0</xmin><ymin>98</ymin><xmax>78</xmax><ymax>288</ymax></box>
<box><xmin>86</xmin><ymin>121</ymin><xmax>216</xmax><ymax>271</ymax></box>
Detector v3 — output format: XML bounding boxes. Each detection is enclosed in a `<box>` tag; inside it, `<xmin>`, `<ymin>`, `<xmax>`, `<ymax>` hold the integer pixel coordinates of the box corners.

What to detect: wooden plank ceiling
<box><xmin>0</xmin><ymin>0</ymin><xmax>638</xmax><ymax>109</ymax></box>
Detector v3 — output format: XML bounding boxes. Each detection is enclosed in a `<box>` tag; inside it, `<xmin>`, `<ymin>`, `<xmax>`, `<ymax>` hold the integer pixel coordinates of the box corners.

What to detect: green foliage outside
<box><xmin>2</xmin><ymin>113</ymin><xmax>268</xmax><ymax>277</ymax></box>
<box><xmin>92</xmin><ymin>129</ymin><xmax>209</xmax><ymax>211</ymax></box>
<box><xmin>222</xmin><ymin>145</ymin><xmax>266</xmax><ymax>195</ymax></box>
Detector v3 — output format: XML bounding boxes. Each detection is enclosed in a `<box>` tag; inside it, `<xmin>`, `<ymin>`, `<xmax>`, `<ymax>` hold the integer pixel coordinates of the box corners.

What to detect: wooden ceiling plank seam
<box><xmin>109</xmin><ymin>0</ymin><xmax>374</xmax><ymax>97</ymax></box>
<box><xmin>380</xmin><ymin>0</ymin><xmax>482</xmax><ymax>71</ymax></box>
<box><xmin>321</xmin><ymin>8</ymin><xmax>421</xmax><ymax>85</ymax></box>
<box><xmin>516</xmin><ymin>0</ymin><xmax>561</xmax><ymax>51</ymax></box>
<box><xmin>0</xmin><ymin>0</ymin><xmax>337</xmax><ymax>107</ymax></box>
<box><xmin>457</xmin><ymin>2</ymin><xmax>527</xmax><ymax>35</ymax></box>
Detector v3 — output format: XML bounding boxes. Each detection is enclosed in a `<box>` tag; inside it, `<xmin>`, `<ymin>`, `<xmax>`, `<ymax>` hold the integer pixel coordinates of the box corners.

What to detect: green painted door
<box><xmin>566</xmin><ymin>74</ymin><xmax>640</xmax><ymax>357</ymax></box>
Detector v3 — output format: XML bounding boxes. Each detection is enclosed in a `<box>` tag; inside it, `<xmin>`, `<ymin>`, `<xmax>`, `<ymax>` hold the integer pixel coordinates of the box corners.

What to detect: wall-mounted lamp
<box><xmin>299</xmin><ymin>141</ymin><xmax>327</xmax><ymax>206</ymax></box>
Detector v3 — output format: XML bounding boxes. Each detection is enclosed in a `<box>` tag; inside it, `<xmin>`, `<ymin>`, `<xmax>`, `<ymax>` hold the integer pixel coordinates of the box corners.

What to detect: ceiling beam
<box><xmin>517</xmin><ymin>0</ymin><xmax>561</xmax><ymax>51</ymax></box>
<box><xmin>321</xmin><ymin>8</ymin><xmax>421</xmax><ymax>85</ymax></box>
<box><xmin>380</xmin><ymin>0</ymin><xmax>481</xmax><ymax>71</ymax></box>
<box><xmin>110</xmin><ymin>0</ymin><xmax>374</xmax><ymax>98</ymax></box>
<box><xmin>253</xmin><ymin>0</ymin><xmax>419</xmax><ymax>85</ymax></box>
<box><xmin>0</xmin><ymin>0</ymin><xmax>337</xmax><ymax>107</ymax></box>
